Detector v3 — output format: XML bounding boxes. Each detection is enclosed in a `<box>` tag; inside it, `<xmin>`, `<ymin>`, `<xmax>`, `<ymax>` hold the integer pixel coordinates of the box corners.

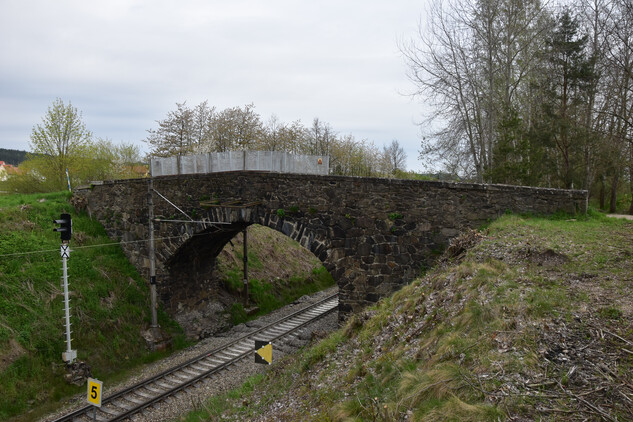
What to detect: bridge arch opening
<box><xmin>161</xmin><ymin>223</ymin><xmax>336</xmax><ymax>340</ymax></box>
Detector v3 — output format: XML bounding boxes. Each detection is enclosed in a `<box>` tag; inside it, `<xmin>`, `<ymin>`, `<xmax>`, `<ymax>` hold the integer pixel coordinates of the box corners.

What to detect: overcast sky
<box><xmin>0</xmin><ymin>0</ymin><xmax>428</xmax><ymax>171</ymax></box>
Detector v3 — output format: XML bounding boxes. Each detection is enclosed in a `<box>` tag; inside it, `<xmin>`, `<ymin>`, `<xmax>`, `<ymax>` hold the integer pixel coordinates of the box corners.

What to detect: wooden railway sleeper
<box><xmin>113</xmin><ymin>399</ymin><xmax>134</xmax><ymax>410</ymax></box>
<box><xmin>169</xmin><ymin>373</ymin><xmax>190</xmax><ymax>382</ymax></box>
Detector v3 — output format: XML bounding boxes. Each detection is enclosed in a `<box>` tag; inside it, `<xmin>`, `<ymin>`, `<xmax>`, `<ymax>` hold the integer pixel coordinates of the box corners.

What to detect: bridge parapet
<box><xmin>76</xmin><ymin>172</ymin><xmax>587</xmax><ymax>321</ymax></box>
<box><xmin>151</xmin><ymin>151</ymin><xmax>329</xmax><ymax>177</ymax></box>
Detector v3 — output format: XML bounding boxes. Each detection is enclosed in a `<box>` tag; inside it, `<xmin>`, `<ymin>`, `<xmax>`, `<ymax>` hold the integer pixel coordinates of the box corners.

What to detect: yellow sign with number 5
<box><xmin>87</xmin><ymin>378</ymin><xmax>103</xmax><ymax>407</ymax></box>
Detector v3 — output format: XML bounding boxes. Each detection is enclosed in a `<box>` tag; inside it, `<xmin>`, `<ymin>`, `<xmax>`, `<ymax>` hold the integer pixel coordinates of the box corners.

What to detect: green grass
<box><xmin>176</xmin><ymin>373</ymin><xmax>267</xmax><ymax>422</ymax></box>
<box><xmin>0</xmin><ymin>192</ymin><xmax>186</xmax><ymax>421</ymax></box>
<box><xmin>598</xmin><ymin>305</ymin><xmax>623</xmax><ymax>320</ymax></box>
<box><xmin>299</xmin><ymin>331</ymin><xmax>345</xmax><ymax>371</ymax></box>
<box><xmin>228</xmin><ymin>268</ymin><xmax>335</xmax><ymax>325</ymax></box>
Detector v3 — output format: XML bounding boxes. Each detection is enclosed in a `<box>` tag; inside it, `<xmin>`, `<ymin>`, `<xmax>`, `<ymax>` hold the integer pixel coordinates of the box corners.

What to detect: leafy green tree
<box><xmin>29</xmin><ymin>98</ymin><xmax>92</xmax><ymax>190</ymax></box>
<box><xmin>77</xmin><ymin>138</ymin><xmax>142</xmax><ymax>181</ymax></box>
<box><xmin>2</xmin><ymin>99</ymin><xmax>145</xmax><ymax>193</ymax></box>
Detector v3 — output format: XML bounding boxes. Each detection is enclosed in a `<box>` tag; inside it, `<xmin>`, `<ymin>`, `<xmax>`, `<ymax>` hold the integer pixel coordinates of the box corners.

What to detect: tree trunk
<box><xmin>609</xmin><ymin>173</ymin><xmax>619</xmax><ymax>213</ymax></box>
<box><xmin>599</xmin><ymin>175</ymin><xmax>606</xmax><ymax>210</ymax></box>
<box><xmin>629</xmin><ymin>164</ymin><xmax>633</xmax><ymax>215</ymax></box>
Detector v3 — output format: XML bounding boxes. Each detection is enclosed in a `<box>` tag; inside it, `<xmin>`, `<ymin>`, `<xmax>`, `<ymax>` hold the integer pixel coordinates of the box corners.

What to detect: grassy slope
<box><xmin>182</xmin><ymin>212</ymin><xmax>633</xmax><ymax>421</ymax></box>
<box><xmin>0</xmin><ymin>192</ymin><xmax>335</xmax><ymax>421</ymax></box>
<box><xmin>0</xmin><ymin>192</ymin><xmax>185</xmax><ymax>421</ymax></box>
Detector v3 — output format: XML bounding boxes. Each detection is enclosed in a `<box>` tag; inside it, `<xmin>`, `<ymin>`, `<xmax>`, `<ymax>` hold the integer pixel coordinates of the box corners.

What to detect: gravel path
<box><xmin>39</xmin><ymin>286</ymin><xmax>339</xmax><ymax>422</ymax></box>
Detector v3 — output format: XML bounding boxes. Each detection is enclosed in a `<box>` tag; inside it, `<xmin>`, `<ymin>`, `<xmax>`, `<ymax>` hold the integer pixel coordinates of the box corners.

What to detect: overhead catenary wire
<box><xmin>153</xmin><ymin>218</ymin><xmax>231</xmax><ymax>225</ymax></box>
<box><xmin>151</xmin><ymin>188</ymin><xmax>194</xmax><ymax>222</ymax></box>
<box><xmin>0</xmin><ymin>226</ymin><xmax>238</xmax><ymax>259</ymax></box>
<box><xmin>2</xmin><ymin>185</ymin><xmax>241</xmax><ymax>259</ymax></box>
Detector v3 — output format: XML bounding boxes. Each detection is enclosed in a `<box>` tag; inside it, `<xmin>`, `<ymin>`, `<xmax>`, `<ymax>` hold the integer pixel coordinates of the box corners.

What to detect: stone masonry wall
<box><xmin>76</xmin><ymin>172</ymin><xmax>587</xmax><ymax>320</ymax></box>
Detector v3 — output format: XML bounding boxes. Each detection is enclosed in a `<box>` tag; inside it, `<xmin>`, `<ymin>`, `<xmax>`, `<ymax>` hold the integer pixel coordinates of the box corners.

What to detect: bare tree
<box><xmin>382</xmin><ymin>140</ymin><xmax>408</xmax><ymax>176</ymax></box>
<box><xmin>145</xmin><ymin>102</ymin><xmax>195</xmax><ymax>157</ymax></box>
<box><xmin>601</xmin><ymin>0</ymin><xmax>633</xmax><ymax>212</ymax></box>
<box><xmin>402</xmin><ymin>0</ymin><xmax>484</xmax><ymax>179</ymax></box>
<box><xmin>146</xmin><ymin>103</ymin><xmax>396</xmax><ymax>179</ymax></box>
<box><xmin>402</xmin><ymin>0</ymin><xmax>549</xmax><ymax>181</ymax></box>
<box><xmin>208</xmin><ymin>104</ymin><xmax>262</xmax><ymax>152</ymax></box>
<box><xmin>309</xmin><ymin>118</ymin><xmax>336</xmax><ymax>156</ymax></box>
<box><xmin>191</xmin><ymin>101</ymin><xmax>215</xmax><ymax>153</ymax></box>
<box><xmin>261</xmin><ymin>114</ymin><xmax>285</xmax><ymax>151</ymax></box>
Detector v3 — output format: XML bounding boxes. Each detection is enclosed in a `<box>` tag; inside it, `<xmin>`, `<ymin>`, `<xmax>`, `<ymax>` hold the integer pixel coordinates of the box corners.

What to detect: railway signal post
<box><xmin>54</xmin><ymin>213</ymin><xmax>77</xmax><ymax>363</ymax></box>
<box><xmin>148</xmin><ymin>177</ymin><xmax>159</xmax><ymax>332</ymax></box>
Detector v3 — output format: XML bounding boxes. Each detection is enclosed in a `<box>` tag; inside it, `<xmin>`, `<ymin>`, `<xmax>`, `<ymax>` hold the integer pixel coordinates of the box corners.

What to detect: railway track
<box><xmin>52</xmin><ymin>293</ymin><xmax>338</xmax><ymax>422</ymax></box>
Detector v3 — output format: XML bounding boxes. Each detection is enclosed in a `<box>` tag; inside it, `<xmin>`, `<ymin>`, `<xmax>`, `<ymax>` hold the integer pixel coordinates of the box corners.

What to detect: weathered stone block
<box><xmin>357</xmin><ymin>242</ymin><xmax>372</xmax><ymax>256</ymax></box>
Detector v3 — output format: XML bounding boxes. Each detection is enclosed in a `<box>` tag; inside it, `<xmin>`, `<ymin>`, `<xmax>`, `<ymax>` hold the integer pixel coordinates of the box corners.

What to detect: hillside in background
<box><xmin>184</xmin><ymin>213</ymin><xmax>633</xmax><ymax>421</ymax></box>
<box><xmin>0</xmin><ymin>148</ymin><xmax>28</xmax><ymax>166</ymax></box>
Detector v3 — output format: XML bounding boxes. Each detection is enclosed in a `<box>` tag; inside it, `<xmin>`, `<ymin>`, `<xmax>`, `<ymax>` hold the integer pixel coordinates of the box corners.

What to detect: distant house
<box><xmin>0</xmin><ymin>161</ymin><xmax>21</xmax><ymax>181</ymax></box>
<box><xmin>0</xmin><ymin>161</ymin><xmax>7</xmax><ymax>181</ymax></box>
<box><xmin>130</xmin><ymin>164</ymin><xmax>149</xmax><ymax>178</ymax></box>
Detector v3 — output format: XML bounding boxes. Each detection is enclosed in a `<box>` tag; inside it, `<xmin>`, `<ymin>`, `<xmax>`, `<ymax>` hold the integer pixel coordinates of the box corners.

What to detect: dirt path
<box><xmin>607</xmin><ymin>213</ymin><xmax>633</xmax><ymax>220</ymax></box>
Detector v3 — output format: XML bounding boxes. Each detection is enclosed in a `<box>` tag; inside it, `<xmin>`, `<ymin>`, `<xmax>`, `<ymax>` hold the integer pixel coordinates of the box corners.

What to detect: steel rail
<box><xmin>51</xmin><ymin>293</ymin><xmax>338</xmax><ymax>422</ymax></box>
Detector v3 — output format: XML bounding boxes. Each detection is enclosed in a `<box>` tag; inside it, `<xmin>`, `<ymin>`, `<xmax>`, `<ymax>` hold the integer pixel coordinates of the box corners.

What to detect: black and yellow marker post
<box><xmin>254</xmin><ymin>341</ymin><xmax>272</xmax><ymax>365</ymax></box>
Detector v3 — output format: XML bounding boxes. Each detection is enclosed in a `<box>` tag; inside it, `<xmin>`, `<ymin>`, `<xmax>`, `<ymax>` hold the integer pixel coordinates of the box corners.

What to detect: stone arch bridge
<box><xmin>76</xmin><ymin>172</ymin><xmax>586</xmax><ymax>320</ymax></box>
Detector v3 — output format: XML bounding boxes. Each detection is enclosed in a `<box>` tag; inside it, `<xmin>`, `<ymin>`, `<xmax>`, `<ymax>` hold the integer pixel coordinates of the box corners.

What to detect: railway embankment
<box><xmin>181</xmin><ymin>212</ymin><xmax>633</xmax><ymax>421</ymax></box>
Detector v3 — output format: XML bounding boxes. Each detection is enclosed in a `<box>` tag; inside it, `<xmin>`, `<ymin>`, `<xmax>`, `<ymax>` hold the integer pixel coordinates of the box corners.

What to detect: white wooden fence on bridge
<box><xmin>150</xmin><ymin>151</ymin><xmax>330</xmax><ymax>177</ymax></box>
